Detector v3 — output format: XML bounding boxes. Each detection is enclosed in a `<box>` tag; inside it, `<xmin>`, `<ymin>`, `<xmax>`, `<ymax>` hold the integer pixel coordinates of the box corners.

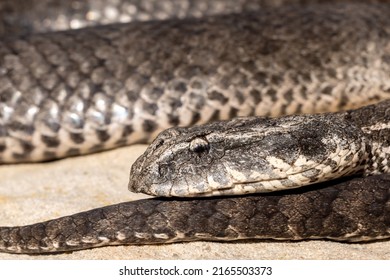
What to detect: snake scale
<box><xmin>0</xmin><ymin>0</ymin><xmax>390</xmax><ymax>254</ymax></box>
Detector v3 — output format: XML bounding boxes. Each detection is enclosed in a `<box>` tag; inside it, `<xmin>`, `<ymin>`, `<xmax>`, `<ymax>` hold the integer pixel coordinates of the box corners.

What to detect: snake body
<box><xmin>1</xmin><ymin>2</ymin><xmax>390</xmax><ymax>163</ymax></box>
<box><xmin>1</xmin><ymin>175</ymin><xmax>390</xmax><ymax>254</ymax></box>
<box><xmin>0</xmin><ymin>1</ymin><xmax>390</xmax><ymax>254</ymax></box>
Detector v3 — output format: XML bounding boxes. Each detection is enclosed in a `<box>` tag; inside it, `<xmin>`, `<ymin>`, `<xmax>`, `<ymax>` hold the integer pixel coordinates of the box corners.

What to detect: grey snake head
<box><xmin>128</xmin><ymin>114</ymin><xmax>367</xmax><ymax>197</ymax></box>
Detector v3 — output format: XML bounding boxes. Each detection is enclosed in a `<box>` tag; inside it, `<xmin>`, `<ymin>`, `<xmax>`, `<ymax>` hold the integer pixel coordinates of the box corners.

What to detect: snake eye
<box><xmin>189</xmin><ymin>137</ymin><xmax>210</xmax><ymax>154</ymax></box>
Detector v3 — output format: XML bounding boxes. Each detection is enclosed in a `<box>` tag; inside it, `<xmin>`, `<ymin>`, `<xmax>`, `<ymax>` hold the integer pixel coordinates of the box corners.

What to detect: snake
<box><xmin>0</xmin><ymin>0</ymin><xmax>390</xmax><ymax>254</ymax></box>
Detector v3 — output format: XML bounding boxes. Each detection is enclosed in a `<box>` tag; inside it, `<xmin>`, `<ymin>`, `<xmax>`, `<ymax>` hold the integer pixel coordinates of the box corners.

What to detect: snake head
<box><xmin>128</xmin><ymin>114</ymin><xmax>366</xmax><ymax>197</ymax></box>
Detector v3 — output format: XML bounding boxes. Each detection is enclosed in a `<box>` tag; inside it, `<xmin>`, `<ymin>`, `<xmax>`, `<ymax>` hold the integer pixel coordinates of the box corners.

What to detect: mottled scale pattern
<box><xmin>1</xmin><ymin>175</ymin><xmax>389</xmax><ymax>254</ymax></box>
<box><xmin>349</xmin><ymin>101</ymin><xmax>390</xmax><ymax>175</ymax></box>
<box><xmin>1</xmin><ymin>3</ymin><xmax>390</xmax><ymax>163</ymax></box>
<box><xmin>0</xmin><ymin>0</ymin><xmax>309</xmax><ymax>37</ymax></box>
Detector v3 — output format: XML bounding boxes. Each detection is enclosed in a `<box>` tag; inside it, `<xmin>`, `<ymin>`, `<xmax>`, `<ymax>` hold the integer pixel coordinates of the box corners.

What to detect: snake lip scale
<box><xmin>0</xmin><ymin>1</ymin><xmax>390</xmax><ymax>254</ymax></box>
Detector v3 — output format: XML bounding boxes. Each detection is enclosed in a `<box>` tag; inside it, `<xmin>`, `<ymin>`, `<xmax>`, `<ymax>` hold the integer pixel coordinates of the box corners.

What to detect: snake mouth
<box><xmin>188</xmin><ymin>177</ymin><xmax>304</xmax><ymax>197</ymax></box>
<box><xmin>142</xmin><ymin>146</ymin><xmax>361</xmax><ymax>197</ymax></box>
<box><xmin>146</xmin><ymin>160</ymin><xmax>331</xmax><ymax>197</ymax></box>
<box><xmin>185</xmin><ymin>164</ymin><xmax>338</xmax><ymax>197</ymax></box>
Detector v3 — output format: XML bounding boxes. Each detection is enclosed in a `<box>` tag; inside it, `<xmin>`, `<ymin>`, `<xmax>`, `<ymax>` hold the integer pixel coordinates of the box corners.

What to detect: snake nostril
<box><xmin>158</xmin><ymin>164</ymin><xmax>169</xmax><ymax>176</ymax></box>
<box><xmin>158</xmin><ymin>164</ymin><xmax>175</xmax><ymax>177</ymax></box>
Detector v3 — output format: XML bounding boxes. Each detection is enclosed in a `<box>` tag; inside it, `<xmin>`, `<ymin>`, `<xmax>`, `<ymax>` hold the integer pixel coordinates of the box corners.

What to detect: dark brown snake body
<box><xmin>1</xmin><ymin>175</ymin><xmax>390</xmax><ymax>254</ymax></box>
<box><xmin>0</xmin><ymin>0</ymin><xmax>390</xmax><ymax>254</ymax></box>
